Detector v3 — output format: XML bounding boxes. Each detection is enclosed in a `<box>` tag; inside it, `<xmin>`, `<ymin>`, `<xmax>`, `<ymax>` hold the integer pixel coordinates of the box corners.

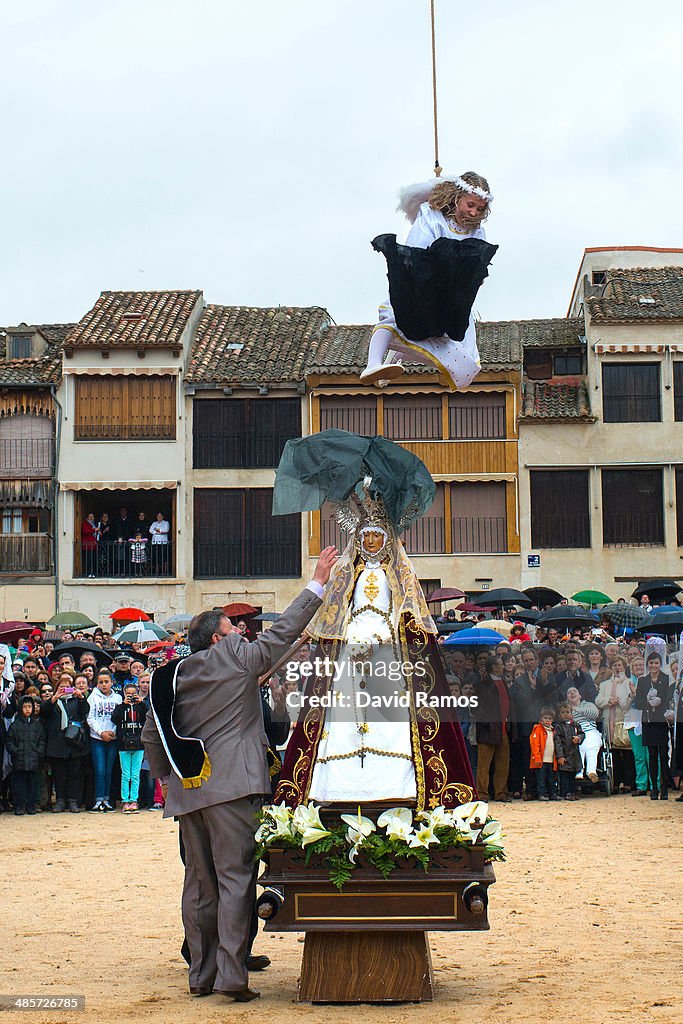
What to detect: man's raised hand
<box><xmin>313</xmin><ymin>546</ymin><xmax>339</xmax><ymax>586</ymax></box>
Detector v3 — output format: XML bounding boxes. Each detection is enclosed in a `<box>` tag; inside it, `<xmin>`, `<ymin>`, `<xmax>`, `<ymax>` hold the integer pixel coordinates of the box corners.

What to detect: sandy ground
<box><xmin>3</xmin><ymin>796</ymin><xmax>682</xmax><ymax>1024</ymax></box>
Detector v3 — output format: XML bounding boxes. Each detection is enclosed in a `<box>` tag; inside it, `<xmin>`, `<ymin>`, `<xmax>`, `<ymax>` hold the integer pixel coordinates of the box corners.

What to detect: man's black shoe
<box><xmin>246</xmin><ymin>955</ymin><xmax>271</xmax><ymax>971</ymax></box>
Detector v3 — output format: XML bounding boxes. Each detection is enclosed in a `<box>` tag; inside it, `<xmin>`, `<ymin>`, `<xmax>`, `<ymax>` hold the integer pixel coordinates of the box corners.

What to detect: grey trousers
<box><xmin>179</xmin><ymin>795</ymin><xmax>261</xmax><ymax>992</ymax></box>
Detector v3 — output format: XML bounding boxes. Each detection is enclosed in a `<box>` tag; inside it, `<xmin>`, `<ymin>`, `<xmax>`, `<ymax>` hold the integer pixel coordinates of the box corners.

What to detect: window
<box><xmin>0</xmin><ymin>414</ymin><xmax>53</xmax><ymax>476</ymax></box>
<box><xmin>530</xmin><ymin>470</ymin><xmax>590</xmax><ymax>548</ymax></box>
<box><xmin>6</xmin><ymin>334</ymin><xmax>33</xmax><ymax>359</ymax></box>
<box><xmin>673</xmin><ymin>364</ymin><xmax>683</xmax><ymax>421</ymax></box>
<box><xmin>524</xmin><ymin>350</ymin><xmax>553</xmax><ymax>380</ymax></box>
<box><xmin>319</xmin><ymin>396</ymin><xmax>376</xmax><ymax>435</ymax></box>
<box><xmin>592</xmin><ymin>271</ymin><xmax>606</xmax><ymax>285</ymax></box>
<box><xmin>451</xmin><ymin>481</ymin><xmax>508</xmax><ymax>552</ymax></box>
<box><xmin>403</xmin><ymin>484</ymin><xmax>445</xmax><ymax>553</ymax></box>
<box><xmin>73</xmin><ymin>488</ymin><xmax>175</xmax><ymax>578</ymax></box>
<box><xmin>319</xmin><ymin>501</ymin><xmax>346</xmax><ymax>553</ymax></box>
<box><xmin>553</xmin><ymin>352</ymin><xmax>583</xmax><ymax>376</ymax></box>
<box><xmin>383</xmin><ymin>395</ymin><xmax>441</xmax><ymax>440</ymax></box>
<box><xmin>676</xmin><ymin>469</ymin><xmax>683</xmax><ymax>545</ymax></box>
<box><xmin>193</xmin><ymin>398</ymin><xmax>300</xmax><ymax>469</ymax></box>
<box><xmin>194</xmin><ymin>488</ymin><xmax>300</xmax><ymax>577</ymax></box>
<box><xmin>0</xmin><ymin>507</ymin><xmax>52</xmax><ymax>573</ymax></box>
<box><xmin>602</xmin><ymin>468</ymin><xmax>663</xmax><ymax>546</ymax></box>
<box><xmin>448</xmin><ymin>392</ymin><xmax>506</xmax><ymax>439</ymax></box>
<box><xmin>74</xmin><ymin>375</ymin><xmax>176</xmax><ymax>440</ymax></box>
<box><xmin>602</xmin><ymin>363</ymin><xmax>660</xmax><ymax>422</ymax></box>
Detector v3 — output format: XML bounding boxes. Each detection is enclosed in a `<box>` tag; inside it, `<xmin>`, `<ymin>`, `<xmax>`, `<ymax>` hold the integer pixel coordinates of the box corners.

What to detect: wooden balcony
<box><xmin>0</xmin><ymin>438</ymin><xmax>55</xmax><ymax>479</ymax></box>
<box><xmin>0</xmin><ymin>534</ymin><xmax>53</xmax><ymax>574</ymax></box>
<box><xmin>399</xmin><ymin>439</ymin><xmax>517</xmax><ymax>476</ymax></box>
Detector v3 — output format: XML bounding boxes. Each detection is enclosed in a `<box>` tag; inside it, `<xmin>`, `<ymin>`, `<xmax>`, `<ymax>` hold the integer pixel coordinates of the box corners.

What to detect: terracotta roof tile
<box><xmin>185</xmin><ymin>305</ymin><xmax>331</xmax><ymax>385</ymax></box>
<box><xmin>65</xmin><ymin>290</ymin><xmax>202</xmax><ymax>350</ymax></box>
<box><xmin>0</xmin><ymin>324</ymin><xmax>72</xmax><ymax>386</ymax></box>
<box><xmin>520</xmin><ymin>378</ymin><xmax>594</xmax><ymax>422</ymax></box>
<box><xmin>309</xmin><ymin>318</ymin><xmax>583</xmax><ymax>375</ymax></box>
<box><xmin>587</xmin><ymin>267</ymin><xmax>683</xmax><ymax>322</ymax></box>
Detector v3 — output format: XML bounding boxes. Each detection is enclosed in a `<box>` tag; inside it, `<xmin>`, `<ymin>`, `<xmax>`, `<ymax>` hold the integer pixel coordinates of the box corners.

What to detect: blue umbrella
<box><xmin>443</xmin><ymin>627</ymin><xmax>505</xmax><ymax>646</ymax></box>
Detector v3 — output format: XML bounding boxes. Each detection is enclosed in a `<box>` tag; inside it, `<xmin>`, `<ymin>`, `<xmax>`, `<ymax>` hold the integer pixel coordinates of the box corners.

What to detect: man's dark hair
<box><xmin>485</xmin><ymin>654</ymin><xmax>502</xmax><ymax>676</ymax></box>
<box><xmin>188</xmin><ymin>610</ymin><xmax>227</xmax><ymax>654</ymax></box>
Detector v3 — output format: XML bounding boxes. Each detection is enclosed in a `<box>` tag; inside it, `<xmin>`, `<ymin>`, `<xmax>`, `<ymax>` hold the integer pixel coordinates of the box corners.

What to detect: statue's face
<box><xmin>362</xmin><ymin>530</ymin><xmax>386</xmax><ymax>555</ymax></box>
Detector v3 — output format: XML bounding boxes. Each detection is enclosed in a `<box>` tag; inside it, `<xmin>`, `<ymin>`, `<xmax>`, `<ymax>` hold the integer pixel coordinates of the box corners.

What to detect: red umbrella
<box><xmin>426</xmin><ymin>587</ymin><xmax>466</xmax><ymax>603</ymax></box>
<box><xmin>0</xmin><ymin>621</ymin><xmax>34</xmax><ymax>644</ymax></box>
<box><xmin>110</xmin><ymin>607</ymin><xmax>151</xmax><ymax>623</ymax></box>
<box><xmin>457</xmin><ymin>602</ymin><xmax>497</xmax><ymax>613</ymax></box>
<box><xmin>222</xmin><ymin>602</ymin><xmax>258</xmax><ymax>618</ymax></box>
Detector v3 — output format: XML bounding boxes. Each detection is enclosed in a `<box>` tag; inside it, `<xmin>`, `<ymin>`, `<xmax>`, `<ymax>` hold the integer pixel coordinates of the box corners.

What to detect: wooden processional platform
<box><xmin>259</xmin><ymin>804</ymin><xmax>496</xmax><ymax>1003</ymax></box>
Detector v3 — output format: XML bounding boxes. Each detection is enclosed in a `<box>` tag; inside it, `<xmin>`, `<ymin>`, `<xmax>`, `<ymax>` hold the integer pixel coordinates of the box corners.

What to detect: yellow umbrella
<box><xmin>473</xmin><ymin>619</ymin><xmax>514</xmax><ymax>638</ymax></box>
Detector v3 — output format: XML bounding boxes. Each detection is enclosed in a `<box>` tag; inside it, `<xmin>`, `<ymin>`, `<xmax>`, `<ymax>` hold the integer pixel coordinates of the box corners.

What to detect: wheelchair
<box><xmin>577</xmin><ymin>722</ymin><xmax>614</xmax><ymax>797</ymax></box>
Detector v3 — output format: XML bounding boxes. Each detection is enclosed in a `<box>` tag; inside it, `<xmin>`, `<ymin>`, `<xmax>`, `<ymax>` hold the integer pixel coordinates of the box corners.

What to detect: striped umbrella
<box><xmin>113</xmin><ymin>621</ymin><xmax>170</xmax><ymax>644</ymax></box>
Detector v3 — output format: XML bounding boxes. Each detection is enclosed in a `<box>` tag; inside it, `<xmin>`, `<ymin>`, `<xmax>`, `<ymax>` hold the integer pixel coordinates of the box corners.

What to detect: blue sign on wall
<box><xmin>527</xmin><ymin>554</ymin><xmax>541</xmax><ymax>568</ymax></box>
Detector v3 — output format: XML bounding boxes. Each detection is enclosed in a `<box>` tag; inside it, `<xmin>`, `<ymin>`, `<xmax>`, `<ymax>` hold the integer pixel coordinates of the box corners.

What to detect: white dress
<box><xmin>374</xmin><ymin>202</ymin><xmax>483</xmax><ymax>390</ymax></box>
<box><xmin>308</xmin><ymin>561</ymin><xmax>416</xmax><ymax>802</ymax></box>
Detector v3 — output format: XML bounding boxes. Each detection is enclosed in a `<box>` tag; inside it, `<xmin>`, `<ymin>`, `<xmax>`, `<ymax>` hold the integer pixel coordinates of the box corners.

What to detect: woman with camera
<box><xmin>41</xmin><ymin>670</ymin><xmax>90</xmax><ymax>812</ymax></box>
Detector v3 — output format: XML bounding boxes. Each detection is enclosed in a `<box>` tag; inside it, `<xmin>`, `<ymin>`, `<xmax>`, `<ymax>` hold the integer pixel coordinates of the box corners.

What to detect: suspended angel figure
<box><xmin>361</xmin><ymin>172</ymin><xmax>497</xmax><ymax>390</ymax></box>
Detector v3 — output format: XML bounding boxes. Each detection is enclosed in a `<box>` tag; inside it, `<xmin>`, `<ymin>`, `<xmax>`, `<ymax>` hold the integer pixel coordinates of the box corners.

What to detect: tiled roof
<box><xmin>310</xmin><ymin>325</ymin><xmax>433</xmax><ymax>376</ymax></box>
<box><xmin>65</xmin><ymin>290</ymin><xmax>203</xmax><ymax>351</ymax></box>
<box><xmin>185</xmin><ymin>305</ymin><xmax>331</xmax><ymax>385</ymax></box>
<box><xmin>309</xmin><ymin>318</ymin><xmax>583</xmax><ymax>376</ymax></box>
<box><xmin>587</xmin><ymin>267</ymin><xmax>683</xmax><ymax>321</ymax></box>
<box><xmin>0</xmin><ymin>324</ymin><xmax>72</xmax><ymax>386</ymax></box>
<box><xmin>520</xmin><ymin>378</ymin><xmax>594</xmax><ymax>422</ymax></box>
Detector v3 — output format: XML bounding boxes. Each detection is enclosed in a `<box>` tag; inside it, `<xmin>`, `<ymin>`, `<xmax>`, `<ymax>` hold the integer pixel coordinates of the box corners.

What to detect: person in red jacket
<box><xmin>80</xmin><ymin>513</ymin><xmax>99</xmax><ymax>577</ymax></box>
<box><xmin>529</xmin><ymin>708</ymin><xmax>558</xmax><ymax>801</ymax></box>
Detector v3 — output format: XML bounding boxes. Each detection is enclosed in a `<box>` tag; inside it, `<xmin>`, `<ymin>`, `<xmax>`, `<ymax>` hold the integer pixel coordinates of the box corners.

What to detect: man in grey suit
<box><xmin>142</xmin><ymin>546</ymin><xmax>338</xmax><ymax>1002</ymax></box>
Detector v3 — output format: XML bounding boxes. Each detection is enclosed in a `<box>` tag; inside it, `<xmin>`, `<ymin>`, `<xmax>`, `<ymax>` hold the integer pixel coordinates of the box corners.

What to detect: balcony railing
<box><xmin>603</xmin><ymin>512</ymin><xmax>664</xmax><ymax>547</ymax></box>
<box><xmin>403</xmin><ymin>517</ymin><xmax>446</xmax><ymax>555</ymax></box>
<box><xmin>531</xmin><ymin>514</ymin><xmax>591</xmax><ymax>549</ymax></box>
<box><xmin>74</xmin><ymin>423</ymin><xmax>175</xmax><ymax>441</ymax></box>
<box><xmin>452</xmin><ymin>516</ymin><xmax>507</xmax><ymax>553</ymax></box>
<box><xmin>0</xmin><ymin>535</ymin><xmax>53</xmax><ymax>574</ymax></box>
<box><xmin>0</xmin><ymin>438</ymin><xmax>54</xmax><ymax>478</ymax></box>
<box><xmin>194</xmin><ymin>540</ymin><xmax>301</xmax><ymax>578</ymax></box>
<box><xmin>74</xmin><ymin>542</ymin><xmax>174</xmax><ymax>578</ymax></box>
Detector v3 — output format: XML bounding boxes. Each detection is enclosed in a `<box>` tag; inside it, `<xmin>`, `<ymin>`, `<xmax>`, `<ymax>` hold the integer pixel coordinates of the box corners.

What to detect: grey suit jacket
<box><xmin>141</xmin><ymin>587</ymin><xmax>321</xmax><ymax>817</ymax></box>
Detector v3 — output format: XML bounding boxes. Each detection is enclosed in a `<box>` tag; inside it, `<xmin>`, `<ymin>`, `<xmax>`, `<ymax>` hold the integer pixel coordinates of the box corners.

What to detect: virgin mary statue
<box><xmin>272</xmin><ymin>430</ymin><xmax>475</xmax><ymax>810</ymax></box>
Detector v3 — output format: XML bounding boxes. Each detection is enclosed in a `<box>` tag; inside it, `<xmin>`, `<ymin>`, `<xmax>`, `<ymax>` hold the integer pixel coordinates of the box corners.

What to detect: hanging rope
<box><xmin>430</xmin><ymin>0</ymin><xmax>442</xmax><ymax>177</ymax></box>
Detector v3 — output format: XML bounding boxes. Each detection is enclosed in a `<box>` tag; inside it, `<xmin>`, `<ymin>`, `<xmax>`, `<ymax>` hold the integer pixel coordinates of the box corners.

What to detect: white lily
<box><xmin>263</xmin><ymin>801</ymin><xmax>294</xmax><ymax>838</ymax></box>
<box><xmin>480</xmin><ymin>819</ymin><xmax>502</xmax><ymax>838</ymax></box>
<box><xmin>341</xmin><ymin>806</ymin><xmax>376</xmax><ymax>845</ymax></box>
<box><xmin>453</xmin><ymin>800</ymin><xmax>489</xmax><ymax>826</ymax></box>
<box><xmin>377</xmin><ymin>807</ymin><xmax>414</xmax><ymax>839</ymax></box>
<box><xmin>422</xmin><ymin>805</ymin><xmax>455</xmax><ymax>828</ymax></box>
<box><xmin>292</xmin><ymin>802</ymin><xmax>325</xmax><ymax>835</ymax></box>
<box><xmin>348</xmin><ymin>842</ymin><xmax>362</xmax><ymax>864</ymax></box>
<box><xmin>409</xmin><ymin>824</ymin><xmax>440</xmax><ymax>849</ymax></box>
<box><xmin>291</xmin><ymin>803</ymin><xmax>331</xmax><ymax>847</ymax></box>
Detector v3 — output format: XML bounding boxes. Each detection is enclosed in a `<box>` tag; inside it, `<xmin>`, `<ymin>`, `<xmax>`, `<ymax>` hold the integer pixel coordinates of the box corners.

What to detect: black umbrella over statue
<box><xmin>272</xmin><ymin>430</ymin><xmax>435</xmax><ymax>531</ymax></box>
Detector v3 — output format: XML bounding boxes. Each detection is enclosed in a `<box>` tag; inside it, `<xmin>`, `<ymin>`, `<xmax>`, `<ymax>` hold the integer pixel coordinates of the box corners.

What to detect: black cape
<box><xmin>372</xmin><ymin>234</ymin><xmax>498</xmax><ymax>342</ymax></box>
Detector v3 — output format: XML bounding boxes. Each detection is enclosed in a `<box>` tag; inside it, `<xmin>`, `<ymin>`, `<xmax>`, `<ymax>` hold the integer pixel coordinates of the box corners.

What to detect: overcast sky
<box><xmin>3</xmin><ymin>0</ymin><xmax>683</xmax><ymax>330</ymax></box>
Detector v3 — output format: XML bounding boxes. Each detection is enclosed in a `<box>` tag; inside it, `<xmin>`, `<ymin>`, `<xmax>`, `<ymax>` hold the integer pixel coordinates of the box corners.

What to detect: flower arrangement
<box><xmin>255</xmin><ymin>801</ymin><xmax>505</xmax><ymax>890</ymax></box>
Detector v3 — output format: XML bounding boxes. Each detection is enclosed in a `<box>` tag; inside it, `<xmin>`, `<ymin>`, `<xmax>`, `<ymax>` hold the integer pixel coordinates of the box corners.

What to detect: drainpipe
<box><xmin>51</xmin><ymin>385</ymin><xmax>63</xmax><ymax>614</ymax></box>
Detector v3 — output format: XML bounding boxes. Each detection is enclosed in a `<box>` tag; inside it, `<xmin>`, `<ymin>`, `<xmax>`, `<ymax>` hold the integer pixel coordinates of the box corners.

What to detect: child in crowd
<box><xmin>529</xmin><ymin>707</ymin><xmax>558</xmax><ymax>801</ymax></box>
<box><xmin>87</xmin><ymin>669</ymin><xmax>122</xmax><ymax>812</ymax></box>
<box><xmin>6</xmin><ymin>696</ymin><xmax>46</xmax><ymax>815</ymax></box>
<box><xmin>129</xmin><ymin>532</ymin><xmax>148</xmax><ymax>575</ymax></box>
<box><xmin>554</xmin><ymin>702</ymin><xmax>585</xmax><ymax>801</ymax></box>
<box><xmin>111</xmin><ymin>683</ymin><xmax>147</xmax><ymax>813</ymax></box>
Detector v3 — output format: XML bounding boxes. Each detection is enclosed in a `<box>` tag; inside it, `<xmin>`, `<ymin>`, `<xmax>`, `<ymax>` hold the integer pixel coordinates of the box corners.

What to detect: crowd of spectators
<box><xmin>80</xmin><ymin>506</ymin><xmax>171</xmax><ymax>577</ymax></box>
<box><xmin>1</xmin><ymin>600</ymin><xmax>682</xmax><ymax>817</ymax></box>
<box><xmin>0</xmin><ymin>627</ymin><xmax>172</xmax><ymax>815</ymax></box>
<box><xmin>439</xmin><ymin>626</ymin><xmax>683</xmax><ymax>804</ymax></box>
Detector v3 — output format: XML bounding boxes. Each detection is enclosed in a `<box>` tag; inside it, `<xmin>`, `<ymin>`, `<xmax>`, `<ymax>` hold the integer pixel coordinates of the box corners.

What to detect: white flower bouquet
<box><xmin>255</xmin><ymin>801</ymin><xmax>505</xmax><ymax>889</ymax></box>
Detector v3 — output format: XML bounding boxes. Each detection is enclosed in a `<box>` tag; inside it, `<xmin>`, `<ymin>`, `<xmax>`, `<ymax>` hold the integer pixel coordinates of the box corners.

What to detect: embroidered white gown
<box><xmin>307</xmin><ymin>561</ymin><xmax>416</xmax><ymax>802</ymax></box>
